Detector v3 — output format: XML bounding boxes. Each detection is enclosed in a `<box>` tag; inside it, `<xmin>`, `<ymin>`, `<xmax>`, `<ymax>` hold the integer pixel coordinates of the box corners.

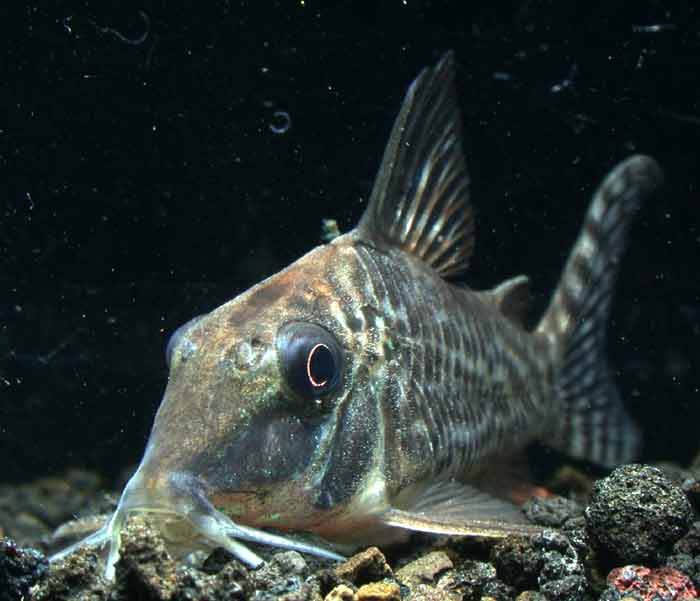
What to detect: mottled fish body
<box><xmin>51</xmin><ymin>53</ymin><xmax>662</xmax><ymax>578</ymax></box>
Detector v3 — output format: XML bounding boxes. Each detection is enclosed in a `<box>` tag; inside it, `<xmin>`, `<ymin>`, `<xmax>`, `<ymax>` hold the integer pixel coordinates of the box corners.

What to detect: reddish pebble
<box><xmin>607</xmin><ymin>565</ymin><xmax>697</xmax><ymax>601</ymax></box>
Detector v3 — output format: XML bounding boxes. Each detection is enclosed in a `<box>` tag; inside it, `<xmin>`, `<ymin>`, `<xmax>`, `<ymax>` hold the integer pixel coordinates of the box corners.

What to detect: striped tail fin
<box><xmin>536</xmin><ymin>155</ymin><xmax>662</xmax><ymax>467</ymax></box>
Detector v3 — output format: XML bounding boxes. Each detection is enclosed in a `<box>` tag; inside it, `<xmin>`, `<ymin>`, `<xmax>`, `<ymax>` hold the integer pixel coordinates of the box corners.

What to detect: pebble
<box><xmin>673</xmin><ymin>521</ymin><xmax>700</xmax><ymax>556</ymax></box>
<box><xmin>489</xmin><ymin>529</ymin><xmax>589</xmax><ymax>601</ymax></box>
<box><xmin>396</xmin><ymin>551</ymin><xmax>453</xmax><ymax>586</ymax></box>
<box><xmin>30</xmin><ymin>544</ymin><xmax>106</xmax><ymax>601</ymax></box>
<box><xmin>355</xmin><ymin>581</ymin><xmax>400</xmax><ymax>601</ymax></box>
<box><xmin>515</xmin><ymin>592</ymin><xmax>546</xmax><ymax>601</ymax></box>
<box><xmin>534</xmin><ymin>531</ymin><xmax>588</xmax><ymax>601</ymax></box>
<box><xmin>585</xmin><ymin>464</ymin><xmax>693</xmax><ymax>564</ymax></box>
<box><xmin>480</xmin><ymin>578</ymin><xmax>514</xmax><ymax>600</ymax></box>
<box><xmin>201</xmin><ymin>547</ymin><xmax>235</xmax><ymax>574</ymax></box>
<box><xmin>522</xmin><ymin>495</ymin><xmax>582</xmax><ymax>528</ymax></box>
<box><xmin>325</xmin><ymin>584</ymin><xmax>356</xmax><ymax>601</ymax></box>
<box><xmin>112</xmin><ymin>517</ymin><xmax>178</xmax><ymax>600</ymax></box>
<box><xmin>560</xmin><ymin>516</ymin><xmax>592</xmax><ymax>559</ymax></box>
<box><xmin>272</xmin><ymin>550</ymin><xmax>308</xmax><ymax>576</ymax></box>
<box><xmin>0</xmin><ymin>538</ymin><xmax>49</xmax><ymax>601</ymax></box>
<box><xmin>538</xmin><ymin>574</ymin><xmax>587</xmax><ymax>601</ymax></box>
<box><xmin>680</xmin><ymin>477</ymin><xmax>700</xmax><ymax>511</ymax></box>
<box><xmin>604</xmin><ymin>565</ymin><xmax>697</xmax><ymax>601</ymax></box>
<box><xmin>408</xmin><ymin>583</ymin><xmax>461</xmax><ymax>600</ymax></box>
<box><xmin>491</xmin><ymin>535</ymin><xmax>542</xmax><ymax>590</ymax></box>
<box><xmin>437</xmin><ymin>560</ymin><xmax>498</xmax><ymax>600</ymax></box>
<box><xmin>665</xmin><ymin>553</ymin><xmax>700</xmax><ymax>589</ymax></box>
<box><xmin>334</xmin><ymin>547</ymin><xmax>393</xmax><ymax>586</ymax></box>
<box><xmin>317</xmin><ymin>567</ymin><xmax>349</xmax><ymax>596</ymax></box>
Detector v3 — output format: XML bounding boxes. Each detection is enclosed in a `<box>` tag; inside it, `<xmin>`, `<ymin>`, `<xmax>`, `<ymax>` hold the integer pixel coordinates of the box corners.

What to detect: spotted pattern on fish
<box><xmin>51</xmin><ymin>52</ymin><xmax>663</xmax><ymax>579</ymax></box>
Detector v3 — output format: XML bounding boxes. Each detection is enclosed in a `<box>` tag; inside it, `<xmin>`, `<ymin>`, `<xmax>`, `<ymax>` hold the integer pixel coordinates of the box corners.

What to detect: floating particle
<box><xmin>269</xmin><ymin>110</ymin><xmax>291</xmax><ymax>134</ymax></box>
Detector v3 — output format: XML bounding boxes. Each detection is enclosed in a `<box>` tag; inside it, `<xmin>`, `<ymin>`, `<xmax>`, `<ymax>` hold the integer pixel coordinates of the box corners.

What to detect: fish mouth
<box><xmin>50</xmin><ymin>468</ymin><xmax>345</xmax><ymax>580</ymax></box>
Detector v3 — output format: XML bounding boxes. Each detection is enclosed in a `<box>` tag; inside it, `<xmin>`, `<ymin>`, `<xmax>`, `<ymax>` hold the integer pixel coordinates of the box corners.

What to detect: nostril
<box><xmin>165</xmin><ymin>315</ymin><xmax>205</xmax><ymax>367</ymax></box>
<box><xmin>235</xmin><ymin>341</ymin><xmax>254</xmax><ymax>367</ymax></box>
<box><xmin>234</xmin><ymin>338</ymin><xmax>267</xmax><ymax>369</ymax></box>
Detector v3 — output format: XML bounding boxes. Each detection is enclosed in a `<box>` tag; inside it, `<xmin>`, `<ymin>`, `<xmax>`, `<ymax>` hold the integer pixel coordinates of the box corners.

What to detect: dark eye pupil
<box><xmin>307</xmin><ymin>344</ymin><xmax>335</xmax><ymax>388</ymax></box>
<box><xmin>277</xmin><ymin>322</ymin><xmax>342</xmax><ymax>401</ymax></box>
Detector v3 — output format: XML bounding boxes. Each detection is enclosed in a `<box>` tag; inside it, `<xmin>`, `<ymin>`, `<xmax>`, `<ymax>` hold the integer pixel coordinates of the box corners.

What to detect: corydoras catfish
<box><xmin>52</xmin><ymin>52</ymin><xmax>662</xmax><ymax>579</ymax></box>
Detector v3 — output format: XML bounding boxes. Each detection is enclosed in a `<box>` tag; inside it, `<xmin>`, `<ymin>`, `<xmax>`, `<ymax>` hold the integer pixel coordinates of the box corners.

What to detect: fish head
<box><xmin>96</xmin><ymin>238</ymin><xmax>384</xmax><ymax>574</ymax></box>
<box><xmin>144</xmin><ymin>248</ymin><xmax>346</xmax><ymax>522</ymax></box>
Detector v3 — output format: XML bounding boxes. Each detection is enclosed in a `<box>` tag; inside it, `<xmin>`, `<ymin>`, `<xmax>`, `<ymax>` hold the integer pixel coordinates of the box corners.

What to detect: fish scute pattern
<box><xmin>351</xmin><ymin>243</ymin><xmax>552</xmax><ymax>492</ymax></box>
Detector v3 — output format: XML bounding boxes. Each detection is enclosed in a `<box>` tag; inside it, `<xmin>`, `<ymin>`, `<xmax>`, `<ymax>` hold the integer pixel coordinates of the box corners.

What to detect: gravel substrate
<box><xmin>2</xmin><ymin>462</ymin><xmax>700</xmax><ymax>600</ymax></box>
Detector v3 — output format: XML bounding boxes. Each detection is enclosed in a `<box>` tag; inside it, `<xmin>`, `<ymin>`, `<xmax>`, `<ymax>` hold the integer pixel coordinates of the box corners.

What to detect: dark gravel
<box><xmin>0</xmin><ymin>538</ymin><xmax>48</xmax><ymax>601</ymax></box>
<box><xmin>436</xmin><ymin>559</ymin><xmax>501</xmax><ymax>600</ymax></box>
<box><xmin>522</xmin><ymin>495</ymin><xmax>583</xmax><ymax>528</ymax></box>
<box><xmin>673</xmin><ymin>521</ymin><xmax>700</xmax><ymax>557</ymax></box>
<box><xmin>584</xmin><ymin>464</ymin><xmax>693</xmax><ymax>565</ymax></box>
<box><xmin>491</xmin><ymin>535</ymin><xmax>543</xmax><ymax>590</ymax></box>
<box><xmin>4</xmin><ymin>461</ymin><xmax>700</xmax><ymax>599</ymax></box>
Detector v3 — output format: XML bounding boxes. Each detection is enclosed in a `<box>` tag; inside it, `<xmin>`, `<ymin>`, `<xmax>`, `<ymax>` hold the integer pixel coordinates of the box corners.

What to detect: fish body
<box><xmin>51</xmin><ymin>52</ymin><xmax>662</xmax><ymax>578</ymax></box>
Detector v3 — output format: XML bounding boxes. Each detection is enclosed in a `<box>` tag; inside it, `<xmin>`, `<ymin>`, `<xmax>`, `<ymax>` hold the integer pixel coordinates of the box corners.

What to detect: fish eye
<box><xmin>165</xmin><ymin>315</ymin><xmax>204</xmax><ymax>367</ymax></box>
<box><xmin>276</xmin><ymin>322</ymin><xmax>342</xmax><ymax>401</ymax></box>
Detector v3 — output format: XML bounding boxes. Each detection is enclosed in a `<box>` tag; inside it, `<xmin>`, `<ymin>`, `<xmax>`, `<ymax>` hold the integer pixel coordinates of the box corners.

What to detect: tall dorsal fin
<box><xmin>357</xmin><ymin>51</ymin><xmax>474</xmax><ymax>278</ymax></box>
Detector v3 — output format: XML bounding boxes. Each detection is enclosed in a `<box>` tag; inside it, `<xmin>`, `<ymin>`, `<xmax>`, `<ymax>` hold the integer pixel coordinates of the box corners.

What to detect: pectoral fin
<box><xmin>381</xmin><ymin>480</ymin><xmax>541</xmax><ymax>538</ymax></box>
<box><xmin>382</xmin><ymin>508</ymin><xmax>541</xmax><ymax>538</ymax></box>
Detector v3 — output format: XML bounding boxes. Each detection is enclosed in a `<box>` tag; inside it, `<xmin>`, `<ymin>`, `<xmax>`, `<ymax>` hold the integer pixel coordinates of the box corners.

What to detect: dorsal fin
<box><xmin>357</xmin><ymin>51</ymin><xmax>474</xmax><ymax>278</ymax></box>
<box><xmin>475</xmin><ymin>275</ymin><xmax>531</xmax><ymax>326</ymax></box>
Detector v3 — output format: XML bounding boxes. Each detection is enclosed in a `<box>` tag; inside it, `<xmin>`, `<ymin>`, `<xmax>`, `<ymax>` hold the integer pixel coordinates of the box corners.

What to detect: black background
<box><xmin>2</xmin><ymin>1</ymin><xmax>699</xmax><ymax>485</ymax></box>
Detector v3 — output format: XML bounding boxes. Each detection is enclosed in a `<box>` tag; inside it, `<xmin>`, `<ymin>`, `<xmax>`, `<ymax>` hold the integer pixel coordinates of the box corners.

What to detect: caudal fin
<box><xmin>536</xmin><ymin>155</ymin><xmax>662</xmax><ymax>467</ymax></box>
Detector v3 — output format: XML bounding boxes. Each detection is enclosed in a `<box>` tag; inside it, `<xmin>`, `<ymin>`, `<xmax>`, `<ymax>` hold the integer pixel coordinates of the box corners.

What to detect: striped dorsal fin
<box><xmin>357</xmin><ymin>51</ymin><xmax>474</xmax><ymax>279</ymax></box>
